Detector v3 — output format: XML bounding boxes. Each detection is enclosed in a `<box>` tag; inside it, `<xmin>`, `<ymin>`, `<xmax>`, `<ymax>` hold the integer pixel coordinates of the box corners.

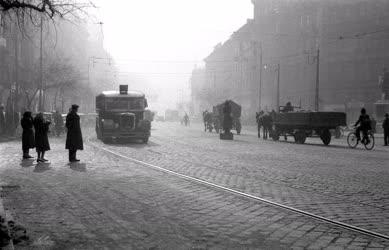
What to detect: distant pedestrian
<box><xmin>33</xmin><ymin>112</ymin><xmax>51</xmax><ymax>162</ymax></box>
<box><xmin>256</xmin><ymin>111</ymin><xmax>264</xmax><ymax>138</ymax></box>
<box><xmin>66</xmin><ymin>104</ymin><xmax>83</xmax><ymax>162</ymax></box>
<box><xmin>21</xmin><ymin>111</ymin><xmax>35</xmax><ymax>159</ymax></box>
<box><xmin>0</xmin><ymin>105</ymin><xmax>5</xmax><ymax>135</ymax></box>
<box><xmin>371</xmin><ymin>116</ymin><xmax>377</xmax><ymax>133</ymax></box>
<box><xmin>383</xmin><ymin>113</ymin><xmax>389</xmax><ymax>146</ymax></box>
<box><xmin>183</xmin><ymin>113</ymin><xmax>189</xmax><ymax>126</ymax></box>
<box><xmin>53</xmin><ymin>110</ymin><xmax>64</xmax><ymax>137</ymax></box>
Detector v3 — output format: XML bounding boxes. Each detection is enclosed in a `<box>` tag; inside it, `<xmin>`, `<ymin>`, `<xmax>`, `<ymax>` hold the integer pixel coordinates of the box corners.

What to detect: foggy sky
<box><xmin>93</xmin><ymin>0</ymin><xmax>253</xmax><ymax>113</ymax></box>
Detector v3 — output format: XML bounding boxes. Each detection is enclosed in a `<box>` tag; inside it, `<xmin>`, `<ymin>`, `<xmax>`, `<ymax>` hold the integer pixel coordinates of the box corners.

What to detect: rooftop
<box><xmin>98</xmin><ymin>90</ymin><xmax>145</xmax><ymax>98</ymax></box>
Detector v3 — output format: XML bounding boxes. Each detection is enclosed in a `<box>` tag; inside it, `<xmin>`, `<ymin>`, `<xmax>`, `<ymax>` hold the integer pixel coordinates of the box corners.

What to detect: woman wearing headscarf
<box><xmin>21</xmin><ymin>111</ymin><xmax>35</xmax><ymax>159</ymax></box>
<box><xmin>33</xmin><ymin>113</ymin><xmax>51</xmax><ymax>162</ymax></box>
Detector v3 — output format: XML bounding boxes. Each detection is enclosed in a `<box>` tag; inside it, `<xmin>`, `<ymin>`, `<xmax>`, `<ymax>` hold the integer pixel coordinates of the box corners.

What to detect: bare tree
<box><xmin>1</xmin><ymin>0</ymin><xmax>95</xmax><ymax>27</ymax></box>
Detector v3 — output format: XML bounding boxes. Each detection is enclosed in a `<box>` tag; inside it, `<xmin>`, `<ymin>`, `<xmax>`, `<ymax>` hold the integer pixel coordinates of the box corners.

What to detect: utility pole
<box><xmin>39</xmin><ymin>16</ymin><xmax>43</xmax><ymax>111</ymax></box>
<box><xmin>259</xmin><ymin>41</ymin><xmax>263</xmax><ymax>110</ymax></box>
<box><xmin>13</xmin><ymin>23</ymin><xmax>18</xmax><ymax>123</ymax></box>
<box><xmin>276</xmin><ymin>63</ymin><xmax>280</xmax><ymax>112</ymax></box>
<box><xmin>315</xmin><ymin>48</ymin><xmax>320</xmax><ymax>111</ymax></box>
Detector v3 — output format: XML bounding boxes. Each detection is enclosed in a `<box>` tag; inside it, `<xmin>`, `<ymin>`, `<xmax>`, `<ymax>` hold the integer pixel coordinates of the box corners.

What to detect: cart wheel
<box><xmin>321</xmin><ymin>129</ymin><xmax>331</xmax><ymax>145</ymax></box>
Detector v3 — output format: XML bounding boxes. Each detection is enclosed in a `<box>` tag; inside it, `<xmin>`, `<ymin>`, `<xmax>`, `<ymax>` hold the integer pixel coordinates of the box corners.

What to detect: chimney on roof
<box><xmin>119</xmin><ymin>85</ymin><xmax>128</xmax><ymax>95</ymax></box>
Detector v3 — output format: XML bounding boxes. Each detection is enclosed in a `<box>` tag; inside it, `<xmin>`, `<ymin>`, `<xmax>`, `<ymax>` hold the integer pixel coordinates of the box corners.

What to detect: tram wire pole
<box><xmin>315</xmin><ymin>48</ymin><xmax>320</xmax><ymax>112</ymax></box>
<box><xmin>276</xmin><ymin>63</ymin><xmax>280</xmax><ymax>112</ymax></box>
<box><xmin>259</xmin><ymin>41</ymin><xmax>263</xmax><ymax>111</ymax></box>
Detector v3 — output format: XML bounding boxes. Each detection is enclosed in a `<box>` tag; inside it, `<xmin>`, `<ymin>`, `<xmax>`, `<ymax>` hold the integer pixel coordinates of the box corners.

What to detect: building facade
<box><xmin>191</xmin><ymin>0</ymin><xmax>389</xmax><ymax>124</ymax></box>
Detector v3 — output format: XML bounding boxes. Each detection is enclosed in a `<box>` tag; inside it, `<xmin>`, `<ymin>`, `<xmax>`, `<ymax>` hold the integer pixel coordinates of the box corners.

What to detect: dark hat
<box><xmin>71</xmin><ymin>104</ymin><xmax>79</xmax><ymax>109</ymax></box>
<box><xmin>385</xmin><ymin>113</ymin><xmax>389</xmax><ymax>117</ymax></box>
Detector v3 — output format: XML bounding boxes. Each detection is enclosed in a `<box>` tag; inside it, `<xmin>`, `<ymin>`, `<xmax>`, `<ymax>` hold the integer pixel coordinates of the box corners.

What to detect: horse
<box><xmin>262</xmin><ymin>114</ymin><xmax>273</xmax><ymax>140</ymax></box>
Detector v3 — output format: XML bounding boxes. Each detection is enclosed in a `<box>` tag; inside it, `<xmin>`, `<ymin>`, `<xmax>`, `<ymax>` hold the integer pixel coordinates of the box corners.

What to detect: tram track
<box><xmin>88</xmin><ymin>141</ymin><xmax>389</xmax><ymax>241</ymax></box>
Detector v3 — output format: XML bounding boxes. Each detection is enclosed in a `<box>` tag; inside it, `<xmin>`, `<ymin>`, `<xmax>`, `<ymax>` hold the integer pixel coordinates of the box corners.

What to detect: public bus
<box><xmin>95</xmin><ymin>85</ymin><xmax>151</xmax><ymax>143</ymax></box>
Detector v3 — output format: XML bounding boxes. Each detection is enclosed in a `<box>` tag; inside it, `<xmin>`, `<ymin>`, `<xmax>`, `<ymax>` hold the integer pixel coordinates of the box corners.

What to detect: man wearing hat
<box><xmin>383</xmin><ymin>113</ymin><xmax>389</xmax><ymax>146</ymax></box>
<box><xmin>65</xmin><ymin>104</ymin><xmax>83</xmax><ymax>162</ymax></box>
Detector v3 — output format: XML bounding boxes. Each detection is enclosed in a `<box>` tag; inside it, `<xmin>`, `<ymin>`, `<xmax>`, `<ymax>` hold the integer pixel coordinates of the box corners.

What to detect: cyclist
<box><xmin>354</xmin><ymin>108</ymin><xmax>371</xmax><ymax>144</ymax></box>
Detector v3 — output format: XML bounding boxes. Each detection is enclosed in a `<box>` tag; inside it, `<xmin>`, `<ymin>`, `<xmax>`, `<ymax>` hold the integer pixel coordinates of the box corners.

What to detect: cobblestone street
<box><xmin>0</xmin><ymin>123</ymin><xmax>389</xmax><ymax>249</ymax></box>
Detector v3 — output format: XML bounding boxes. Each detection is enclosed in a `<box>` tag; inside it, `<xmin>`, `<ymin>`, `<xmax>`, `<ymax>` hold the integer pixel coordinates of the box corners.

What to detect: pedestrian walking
<box><xmin>383</xmin><ymin>113</ymin><xmax>389</xmax><ymax>146</ymax></box>
<box><xmin>33</xmin><ymin>112</ymin><xmax>51</xmax><ymax>162</ymax></box>
<box><xmin>0</xmin><ymin>105</ymin><xmax>5</xmax><ymax>135</ymax></box>
<box><xmin>21</xmin><ymin>111</ymin><xmax>35</xmax><ymax>159</ymax></box>
<box><xmin>53</xmin><ymin>110</ymin><xmax>64</xmax><ymax>137</ymax></box>
<box><xmin>66</xmin><ymin>104</ymin><xmax>83</xmax><ymax>162</ymax></box>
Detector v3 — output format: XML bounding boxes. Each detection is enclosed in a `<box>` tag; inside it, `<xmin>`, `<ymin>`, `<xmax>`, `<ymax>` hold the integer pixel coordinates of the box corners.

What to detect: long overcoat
<box><xmin>65</xmin><ymin>111</ymin><xmax>83</xmax><ymax>150</ymax></box>
<box><xmin>33</xmin><ymin>117</ymin><xmax>50</xmax><ymax>151</ymax></box>
<box><xmin>21</xmin><ymin>116</ymin><xmax>35</xmax><ymax>150</ymax></box>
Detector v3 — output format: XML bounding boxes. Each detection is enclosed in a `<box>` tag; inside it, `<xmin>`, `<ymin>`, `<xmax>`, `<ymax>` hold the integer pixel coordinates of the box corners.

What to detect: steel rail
<box><xmin>89</xmin><ymin>142</ymin><xmax>389</xmax><ymax>241</ymax></box>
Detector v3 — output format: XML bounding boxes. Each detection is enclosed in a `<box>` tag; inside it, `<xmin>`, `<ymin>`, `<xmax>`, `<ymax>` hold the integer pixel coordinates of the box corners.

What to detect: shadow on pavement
<box><xmin>20</xmin><ymin>159</ymin><xmax>35</xmax><ymax>168</ymax></box>
<box><xmin>33</xmin><ymin>162</ymin><xmax>51</xmax><ymax>173</ymax></box>
<box><xmin>68</xmin><ymin>162</ymin><xmax>87</xmax><ymax>172</ymax></box>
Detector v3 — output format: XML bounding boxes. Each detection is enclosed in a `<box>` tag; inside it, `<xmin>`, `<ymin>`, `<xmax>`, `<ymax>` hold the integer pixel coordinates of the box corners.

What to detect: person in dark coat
<box><xmin>354</xmin><ymin>108</ymin><xmax>371</xmax><ymax>143</ymax></box>
<box><xmin>33</xmin><ymin>112</ymin><xmax>51</xmax><ymax>162</ymax></box>
<box><xmin>21</xmin><ymin>111</ymin><xmax>35</xmax><ymax>159</ymax></box>
<box><xmin>66</xmin><ymin>104</ymin><xmax>83</xmax><ymax>162</ymax></box>
<box><xmin>383</xmin><ymin>113</ymin><xmax>389</xmax><ymax>146</ymax></box>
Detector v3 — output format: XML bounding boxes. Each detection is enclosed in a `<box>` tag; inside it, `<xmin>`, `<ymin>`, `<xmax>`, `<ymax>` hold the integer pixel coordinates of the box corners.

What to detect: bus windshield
<box><xmin>105</xmin><ymin>98</ymin><xmax>145</xmax><ymax>110</ymax></box>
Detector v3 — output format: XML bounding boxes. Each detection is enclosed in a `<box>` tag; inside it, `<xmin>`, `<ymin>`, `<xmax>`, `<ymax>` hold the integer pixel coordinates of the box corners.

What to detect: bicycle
<box><xmin>347</xmin><ymin>128</ymin><xmax>375</xmax><ymax>150</ymax></box>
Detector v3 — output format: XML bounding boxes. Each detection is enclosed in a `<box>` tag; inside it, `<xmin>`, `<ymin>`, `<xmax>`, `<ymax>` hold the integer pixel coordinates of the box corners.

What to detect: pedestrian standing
<box><xmin>0</xmin><ymin>105</ymin><xmax>5</xmax><ymax>135</ymax></box>
<box><xmin>21</xmin><ymin>111</ymin><xmax>35</xmax><ymax>159</ymax></box>
<box><xmin>66</xmin><ymin>104</ymin><xmax>83</xmax><ymax>162</ymax></box>
<box><xmin>383</xmin><ymin>113</ymin><xmax>389</xmax><ymax>146</ymax></box>
<box><xmin>33</xmin><ymin>113</ymin><xmax>51</xmax><ymax>162</ymax></box>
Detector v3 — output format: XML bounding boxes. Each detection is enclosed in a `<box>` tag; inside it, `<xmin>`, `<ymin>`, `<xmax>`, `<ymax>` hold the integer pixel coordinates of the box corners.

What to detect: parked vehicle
<box><xmin>270</xmin><ymin>111</ymin><xmax>346</xmax><ymax>145</ymax></box>
<box><xmin>95</xmin><ymin>85</ymin><xmax>151</xmax><ymax>143</ymax></box>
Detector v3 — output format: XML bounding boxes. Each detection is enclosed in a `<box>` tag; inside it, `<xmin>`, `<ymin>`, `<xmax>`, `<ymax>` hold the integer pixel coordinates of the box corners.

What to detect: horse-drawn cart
<box><xmin>271</xmin><ymin>111</ymin><xmax>346</xmax><ymax>145</ymax></box>
<box><xmin>213</xmin><ymin>100</ymin><xmax>242</xmax><ymax>135</ymax></box>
